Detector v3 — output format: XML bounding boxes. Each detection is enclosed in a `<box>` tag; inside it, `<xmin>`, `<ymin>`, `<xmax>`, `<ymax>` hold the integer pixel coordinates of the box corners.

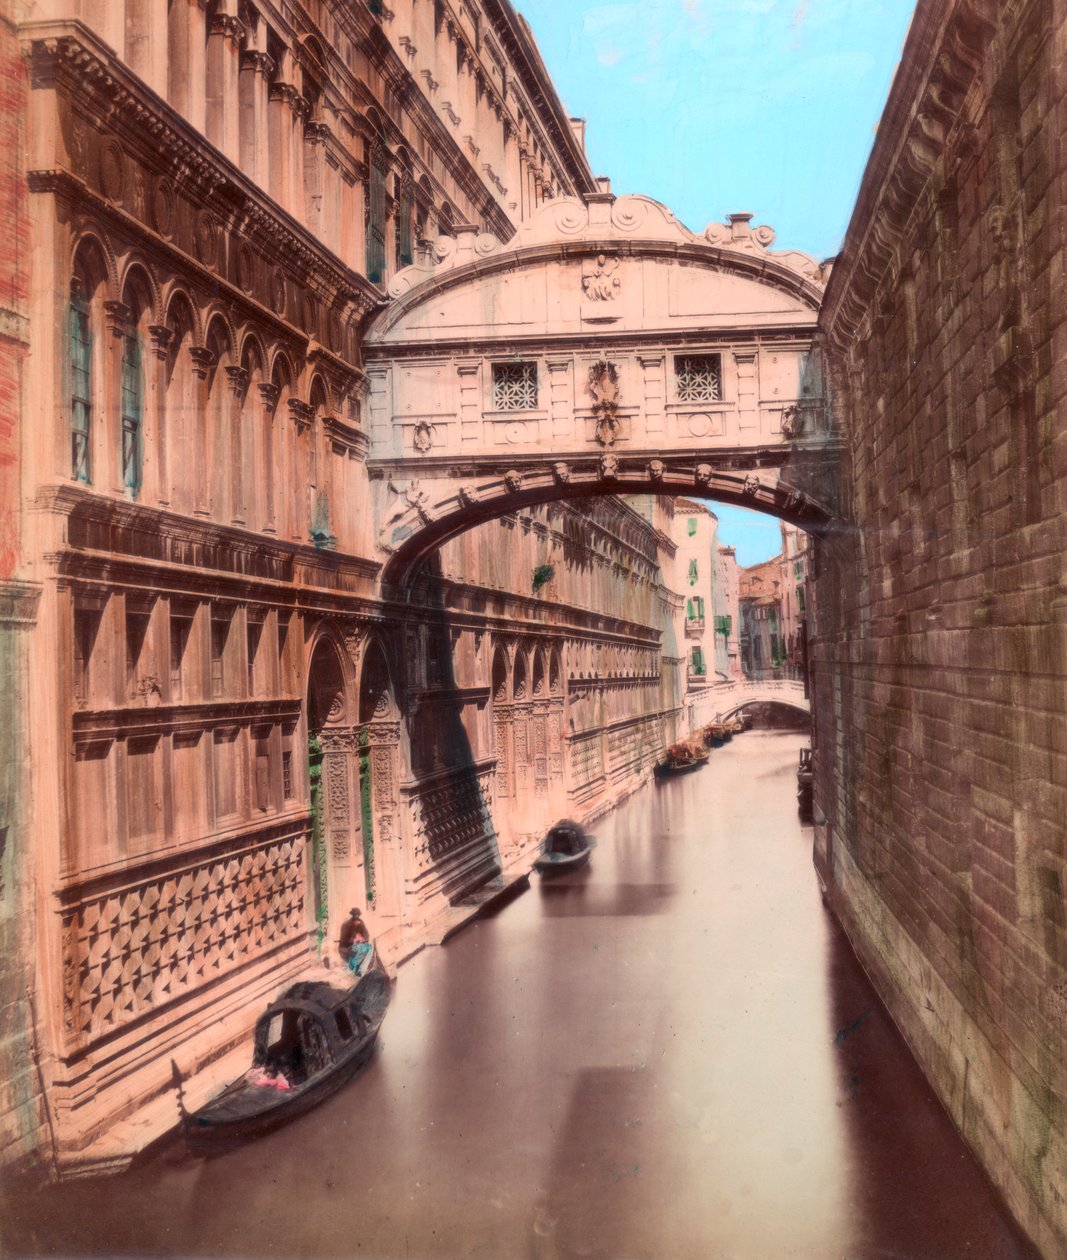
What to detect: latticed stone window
<box><xmin>492</xmin><ymin>362</ymin><xmax>538</xmax><ymax>410</ymax></box>
<box><xmin>675</xmin><ymin>354</ymin><xmax>723</xmax><ymax>403</ymax></box>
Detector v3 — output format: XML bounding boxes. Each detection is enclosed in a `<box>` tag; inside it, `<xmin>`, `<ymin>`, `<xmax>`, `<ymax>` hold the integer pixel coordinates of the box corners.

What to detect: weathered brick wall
<box><xmin>812</xmin><ymin>0</ymin><xmax>1067</xmax><ymax>1254</ymax></box>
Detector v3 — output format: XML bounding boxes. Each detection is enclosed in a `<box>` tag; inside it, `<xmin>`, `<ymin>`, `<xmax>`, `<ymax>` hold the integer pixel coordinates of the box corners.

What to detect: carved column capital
<box><xmin>208</xmin><ymin>13</ymin><xmax>246</xmax><ymax>46</ymax></box>
<box><xmin>288</xmin><ymin>398</ymin><xmax>313</xmax><ymax>429</ymax></box>
<box><xmin>148</xmin><ymin>323</ymin><xmax>174</xmax><ymax>359</ymax></box>
<box><xmin>224</xmin><ymin>364</ymin><xmax>250</xmax><ymax>398</ymax></box>
<box><xmin>240</xmin><ymin>49</ymin><xmax>275</xmax><ymax>77</ymax></box>
<box><xmin>103</xmin><ymin>300</ymin><xmax>131</xmax><ymax>337</ymax></box>
<box><xmin>188</xmin><ymin>345</ymin><xmax>217</xmax><ymax>379</ymax></box>
<box><xmin>269</xmin><ymin>81</ymin><xmax>300</xmax><ymax>109</ymax></box>
<box><xmin>258</xmin><ymin>381</ymin><xmax>280</xmax><ymax>412</ymax></box>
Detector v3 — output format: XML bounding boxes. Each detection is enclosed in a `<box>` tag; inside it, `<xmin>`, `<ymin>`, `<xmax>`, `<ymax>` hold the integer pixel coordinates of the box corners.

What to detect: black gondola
<box><xmin>180</xmin><ymin>963</ymin><xmax>391</xmax><ymax>1147</ymax></box>
<box><xmin>533</xmin><ymin>818</ymin><xmax>596</xmax><ymax>875</ymax></box>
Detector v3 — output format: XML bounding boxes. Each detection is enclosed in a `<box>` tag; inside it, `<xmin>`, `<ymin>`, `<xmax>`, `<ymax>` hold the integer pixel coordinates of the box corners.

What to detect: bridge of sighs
<box><xmin>361</xmin><ymin>190</ymin><xmax>841</xmax><ymax>586</ymax></box>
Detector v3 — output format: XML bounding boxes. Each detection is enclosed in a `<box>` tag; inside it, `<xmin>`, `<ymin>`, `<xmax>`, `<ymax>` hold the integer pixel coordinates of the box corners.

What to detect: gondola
<box><xmin>179</xmin><ymin>962</ymin><xmax>391</xmax><ymax>1148</ymax></box>
<box><xmin>653</xmin><ymin>742</ymin><xmax>710</xmax><ymax>777</ymax></box>
<box><xmin>534</xmin><ymin>818</ymin><xmax>597</xmax><ymax>875</ymax></box>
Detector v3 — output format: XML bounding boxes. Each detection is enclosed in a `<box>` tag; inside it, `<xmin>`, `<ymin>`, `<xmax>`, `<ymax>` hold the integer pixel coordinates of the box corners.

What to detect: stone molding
<box><xmin>23</xmin><ymin>24</ymin><xmax>381</xmax><ymax>324</ymax></box>
<box><xmin>820</xmin><ymin>0</ymin><xmax>997</xmax><ymax>346</ymax></box>
<box><xmin>384</xmin><ymin>193</ymin><xmax>826</xmax><ymax>305</ymax></box>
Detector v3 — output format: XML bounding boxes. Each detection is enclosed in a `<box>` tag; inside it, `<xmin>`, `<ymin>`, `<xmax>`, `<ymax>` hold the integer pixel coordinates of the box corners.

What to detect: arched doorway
<box><xmin>306</xmin><ymin>635</ymin><xmax>358</xmax><ymax>954</ymax></box>
<box><xmin>357</xmin><ymin>639</ymin><xmax>402</xmax><ymax>925</ymax></box>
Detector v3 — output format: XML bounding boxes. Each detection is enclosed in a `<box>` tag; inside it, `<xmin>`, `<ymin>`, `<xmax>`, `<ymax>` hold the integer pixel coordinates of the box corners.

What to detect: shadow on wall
<box><xmin>409</xmin><ymin>551</ymin><xmax>502</xmax><ymax>905</ymax></box>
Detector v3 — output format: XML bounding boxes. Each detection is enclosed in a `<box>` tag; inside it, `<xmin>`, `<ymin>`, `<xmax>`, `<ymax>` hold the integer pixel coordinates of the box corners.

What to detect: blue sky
<box><xmin>516</xmin><ymin>0</ymin><xmax>916</xmax><ymax>565</ymax></box>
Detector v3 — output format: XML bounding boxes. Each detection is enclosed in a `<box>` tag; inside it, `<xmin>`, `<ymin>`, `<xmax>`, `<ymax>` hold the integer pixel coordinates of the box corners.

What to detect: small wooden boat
<box><xmin>534</xmin><ymin>818</ymin><xmax>596</xmax><ymax>875</ymax></box>
<box><xmin>653</xmin><ymin>742</ymin><xmax>710</xmax><ymax>778</ymax></box>
<box><xmin>180</xmin><ymin>963</ymin><xmax>391</xmax><ymax>1147</ymax></box>
<box><xmin>702</xmin><ymin>721</ymin><xmax>728</xmax><ymax>747</ymax></box>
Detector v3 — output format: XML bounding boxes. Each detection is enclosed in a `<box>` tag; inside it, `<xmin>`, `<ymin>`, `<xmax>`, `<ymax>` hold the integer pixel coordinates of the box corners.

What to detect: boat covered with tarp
<box><xmin>533</xmin><ymin>818</ymin><xmax>597</xmax><ymax>875</ymax></box>
<box><xmin>653</xmin><ymin>741</ymin><xmax>710</xmax><ymax>777</ymax></box>
<box><xmin>180</xmin><ymin>963</ymin><xmax>391</xmax><ymax>1147</ymax></box>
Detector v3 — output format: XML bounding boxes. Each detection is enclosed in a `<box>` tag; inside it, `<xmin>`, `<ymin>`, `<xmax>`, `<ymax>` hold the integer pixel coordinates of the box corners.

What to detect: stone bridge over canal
<box><xmin>361</xmin><ymin>191</ymin><xmax>841</xmax><ymax>586</ymax></box>
<box><xmin>711</xmin><ymin>678</ymin><xmax>810</xmax><ymax>720</ymax></box>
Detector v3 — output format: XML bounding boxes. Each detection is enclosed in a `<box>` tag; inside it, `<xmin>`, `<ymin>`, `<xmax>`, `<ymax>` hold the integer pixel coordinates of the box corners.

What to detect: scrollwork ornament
<box><xmin>152</xmin><ymin>176</ymin><xmax>176</xmax><ymax>239</ymax></box>
<box><xmin>195</xmin><ymin>210</ymin><xmax>220</xmax><ymax>268</ymax></box>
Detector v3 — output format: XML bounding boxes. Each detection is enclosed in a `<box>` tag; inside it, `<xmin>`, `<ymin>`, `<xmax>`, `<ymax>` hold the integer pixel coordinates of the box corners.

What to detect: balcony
<box><xmin>684</xmin><ymin>618</ymin><xmax>705</xmax><ymax>637</ymax></box>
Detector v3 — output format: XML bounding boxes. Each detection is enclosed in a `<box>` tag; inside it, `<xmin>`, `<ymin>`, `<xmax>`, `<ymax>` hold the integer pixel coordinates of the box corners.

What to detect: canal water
<box><xmin>6</xmin><ymin>731</ymin><xmax>1039</xmax><ymax>1259</ymax></box>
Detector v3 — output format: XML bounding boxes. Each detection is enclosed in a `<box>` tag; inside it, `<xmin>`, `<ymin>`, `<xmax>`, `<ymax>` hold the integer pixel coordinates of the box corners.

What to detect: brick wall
<box><xmin>812</xmin><ymin>1</ymin><xmax>1067</xmax><ymax>1254</ymax></box>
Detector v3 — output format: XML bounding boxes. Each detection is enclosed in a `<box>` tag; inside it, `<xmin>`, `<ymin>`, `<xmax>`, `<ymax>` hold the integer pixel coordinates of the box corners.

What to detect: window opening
<box><xmin>70</xmin><ymin>294</ymin><xmax>92</xmax><ymax>482</ymax></box>
<box><xmin>169</xmin><ymin>609</ymin><xmax>193</xmax><ymax>702</ymax></box>
<box><xmin>675</xmin><ymin>354</ymin><xmax>723</xmax><ymax>403</ymax></box>
<box><xmin>121</xmin><ymin>327</ymin><xmax>143</xmax><ymax>495</ymax></box>
<box><xmin>492</xmin><ymin>362</ymin><xmax>538</xmax><ymax>410</ymax></box>
<box><xmin>211</xmin><ymin>609</ymin><xmax>232</xmax><ymax>699</ymax></box>
<box><xmin>125</xmin><ymin>609</ymin><xmax>151</xmax><ymax>699</ymax></box>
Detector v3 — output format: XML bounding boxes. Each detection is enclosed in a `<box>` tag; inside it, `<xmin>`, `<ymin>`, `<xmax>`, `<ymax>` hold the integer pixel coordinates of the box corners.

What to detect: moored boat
<box><xmin>180</xmin><ymin>962</ymin><xmax>391</xmax><ymax>1148</ymax></box>
<box><xmin>653</xmin><ymin>742</ymin><xmax>710</xmax><ymax>777</ymax></box>
<box><xmin>534</xmin><ymin>818</ymin><xmax>596</xmax><ymax>875</ymax></box>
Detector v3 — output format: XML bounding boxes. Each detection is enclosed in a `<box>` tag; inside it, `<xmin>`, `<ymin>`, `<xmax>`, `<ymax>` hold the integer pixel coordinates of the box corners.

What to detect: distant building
<box><xmin>778</xmin><ymin>523</ymin><xmax>810</xmax><ymax>688</ymax></box>
<box><xmin>672</xmin><ymin>499</ymin><xmax>719</xmax><ymax>693</ymax></box>
<box><xmin>714</xmin><ymin>545</ymin><xmax>742</xmax><ymax>680</ymax></box>
<box><xmin>739</xmin><ymin>557</ymin><xmax>784</xmax><ymax>680</ymax></box>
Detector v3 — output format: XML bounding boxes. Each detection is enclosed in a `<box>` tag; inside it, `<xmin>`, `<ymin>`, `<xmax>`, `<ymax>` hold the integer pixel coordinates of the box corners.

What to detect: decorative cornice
<box><xmin>23</xmin><ymin>24</ymin><xmax>384</xmax><ymax>324</ymax></box>
<box><xmin>819</xmin><ymin>0</ymin><xmax>997</xmax><ymax>346</ymax></box>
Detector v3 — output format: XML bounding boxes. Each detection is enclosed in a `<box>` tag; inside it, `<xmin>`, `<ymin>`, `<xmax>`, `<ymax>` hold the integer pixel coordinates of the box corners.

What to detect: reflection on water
<box><xmin>4</xmin><ymin>732</ymin><xmax>1039</xmax><ymax>1259</ymax></box>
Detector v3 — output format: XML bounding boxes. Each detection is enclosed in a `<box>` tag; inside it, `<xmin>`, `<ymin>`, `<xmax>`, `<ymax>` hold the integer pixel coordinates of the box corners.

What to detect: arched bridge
<box><xmin>362</xmin><ymin>191</ymin><xmax>842</xmax><ymax>586</ymax></box>
<box><xmin>710</xmin><ymin>679</ymin><xmax>810</xmax><ymax>720</ymax></box>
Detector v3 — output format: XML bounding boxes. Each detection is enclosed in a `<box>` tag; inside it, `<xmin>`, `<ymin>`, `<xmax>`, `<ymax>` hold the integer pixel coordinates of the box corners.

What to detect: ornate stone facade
<box><xmin>2</xmin><ymin>0</ymin><xmax>688</xmax><ymax>1173</ymax></box>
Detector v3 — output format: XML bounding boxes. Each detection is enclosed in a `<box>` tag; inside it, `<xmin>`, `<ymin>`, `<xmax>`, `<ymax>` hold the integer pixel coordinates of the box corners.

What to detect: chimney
<box><xmin>568</xmin><ymin>117</ymin><xmax>587</xmax><ymax>153</ymax></box>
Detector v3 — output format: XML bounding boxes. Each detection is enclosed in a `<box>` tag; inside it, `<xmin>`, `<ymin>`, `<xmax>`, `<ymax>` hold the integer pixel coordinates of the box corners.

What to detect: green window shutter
<box><xmin>120</xmin><ymin>330</ymin><xmax>143</xmax><ymax>496</ymax></box>
<box><xmin>686</xmin><ymin>598</ymin><xmax>694</xmax><ymax>619</ymax></box>
<box><xmin>366</xmin><ymin>144</ymin><xmax>388</xmax><ymax>284</ymax></box>
<box><xmin>687</xmin><ymin>517</ymin><xmax>697</xmax><ymax>536</ymax></box>
<box><xmin>396</xmin><ymin>186</ymin><xmax>413</xmax><ymax>269</ymax></box>
<box><xmin>70</xmin><ymin>299</ymin><xmax>92</xmax><ymax>483</ymax></box>
<box><xmin>688</xmin><ymin>559</ymin><xmax>698</xmax><ymax>586</ymax></box>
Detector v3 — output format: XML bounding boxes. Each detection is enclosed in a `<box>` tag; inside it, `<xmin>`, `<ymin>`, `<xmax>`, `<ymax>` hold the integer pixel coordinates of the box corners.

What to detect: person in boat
<box><xmin>339</xmin><ymin>907</ymin><xmax>372</xmax><ymax>975</ymax></box>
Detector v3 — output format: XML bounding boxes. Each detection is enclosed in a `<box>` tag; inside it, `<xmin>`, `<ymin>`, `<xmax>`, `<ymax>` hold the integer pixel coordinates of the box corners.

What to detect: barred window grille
<box><xmin>492</xmin><ymin>362</ymin><xmax>538</xmax><ymax>410</ymax></box>
<box><xmin>675</xmin><ymin>354</ymin><xmax>723</xmax><ymax>403</ymax></box>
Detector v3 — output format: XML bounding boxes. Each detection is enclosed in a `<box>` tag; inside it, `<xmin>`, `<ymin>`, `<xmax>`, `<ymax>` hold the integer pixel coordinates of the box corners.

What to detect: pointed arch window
<box><xmin>121</xmin><ymin>323</ymin><xmax>144</xmax><ymax>495</ymax></box>
<box><xmin>69</xmin><ymin>290</ymin><xmax>93</xmax><ymax>483</ymax></box>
